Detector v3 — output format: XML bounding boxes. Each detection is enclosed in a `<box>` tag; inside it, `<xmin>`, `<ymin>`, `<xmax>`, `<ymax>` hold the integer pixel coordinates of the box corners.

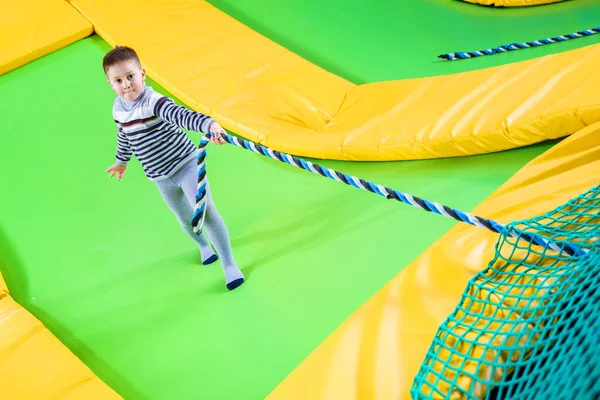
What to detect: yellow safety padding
<box><xmin>0</xmin><ymin>0</ymin><xmax>93</xmax><ymax>76</ymax></box>
<box><xmin>0</xmin><ymin>272</ymin><xmax>7</xmax><ymax>296</ymax></box>
<box><xmin>68</xmin><ymin>0</ymin><xmax>352</xmax><ymax>138</ymax></box>
<box><xmin>0</xmin><ymin>259</ymin><xmax>120</xmax><ymax>398</ymax></box>
<box><xmin>69</xmin><ymin>0</ymin><xmax>600</xmax><ymax>161</ymax></box>
<box><xmin>0</xmin><ymin>293</ymin><xmax>122</xmax><ymax>399</ymax></box>
<box><xmin>266</xmin><ymin>121</ymin><xmax>600</xmax><ymax>399</ymax></box>
<box><xmin>462</xmin><ymin>0</ymin><xmax>565</xmax><ymax>6</ymax></box>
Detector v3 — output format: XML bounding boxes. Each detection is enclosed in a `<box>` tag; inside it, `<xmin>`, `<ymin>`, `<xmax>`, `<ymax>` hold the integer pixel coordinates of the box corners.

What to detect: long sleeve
<box><xmin>153</xmin><ymin>97</ymin><xmax>215</xmax><ymax>134</ymax></box>
<box><xmin>115</xmin><ymin>126</ymin><xmax>133</xmax><ymax>165</ymax></box>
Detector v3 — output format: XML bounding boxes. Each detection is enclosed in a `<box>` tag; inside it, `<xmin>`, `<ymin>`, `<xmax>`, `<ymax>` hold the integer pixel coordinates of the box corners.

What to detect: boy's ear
<box><xmin>141</xmin><ymin>68</ymin><xmax>146</xmax><ymax>82</ymax></box>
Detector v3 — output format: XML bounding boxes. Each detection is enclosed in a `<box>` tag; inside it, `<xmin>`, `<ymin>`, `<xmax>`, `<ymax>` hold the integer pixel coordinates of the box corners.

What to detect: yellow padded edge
<box><xmin>68</xmin><ymin>0</ymin><xmax>352</xmax><ymax>139</ymax></box>
<box><xmin>69</xmin><ymin>0</ymin><xmax>600</xmax><ymax>161</ymax></box>
<box><xmin>0</xmin><ymin>0</ymin><xmax>93</xmax><ymax>76</ymax></box>
<box><xmin>266</xmin><ymin>122</ymin><xmax>600</xmax><ymax>399</ymax></box>
<box><xmin>0</xmin><ymin>294</ymin><xmax>122</xmax><ymax>399</ymax></box>
<box><xmin>462</xmin><ymin>0</ymin><xmax>565</xmax><ymax>6</ymax></box>
<box><xmin>0</xmin><ymin>272</ymin><xmax>7</xmax><ymax>296</ymax></box>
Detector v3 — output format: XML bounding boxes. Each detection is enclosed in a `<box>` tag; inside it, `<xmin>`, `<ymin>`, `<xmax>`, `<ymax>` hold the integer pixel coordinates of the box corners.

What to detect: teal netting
<box><xmin>411</xmin><ymin>184</ymin><xmax>600</xmax><ymax>400</ymax></box>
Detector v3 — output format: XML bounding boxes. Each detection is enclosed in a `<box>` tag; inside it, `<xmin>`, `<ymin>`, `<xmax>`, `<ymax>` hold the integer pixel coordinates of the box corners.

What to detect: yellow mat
<box><xmin>69</xmin><ymin>0</ymin><xmax>600</xmax><ymax>161</ymax></box>
<box><xmin>0</xmin><ymin>0</ymin><xmax>92</xmax><ymax>76</ymax></box>
<box><xmin>0</xmin><ymin>272</ymin><xmax>121</xmax><ymax>399</ymax></box>
<box><xmin>462</xmin><ymin>0</ymin><xmax>565</xmax><ymax>6</ymax></box>
<box><xmin>0</xmin><ymin>271</ymin><xmax>7</xmax><ymax>295</ymax></box>
<box><xmin>266</xmin><ymin>121</ymin><xmax>600</xmax><ymax>399</ymax></box>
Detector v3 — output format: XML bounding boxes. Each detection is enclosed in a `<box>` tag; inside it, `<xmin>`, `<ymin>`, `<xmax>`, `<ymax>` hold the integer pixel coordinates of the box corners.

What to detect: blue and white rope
<box><xmin>439</xmin><ymin>27</ymin><xmax>600</xmax><ymax>61</ymax></box>
<box><xmin>191</xmin><ymin>142</ymin><xmax>208</xmax><ymax>234</ymax></box>
<box><xmin>192</xmin><ymin>133</ymin><xmax>586</xmax><ymax>257</ymax></box>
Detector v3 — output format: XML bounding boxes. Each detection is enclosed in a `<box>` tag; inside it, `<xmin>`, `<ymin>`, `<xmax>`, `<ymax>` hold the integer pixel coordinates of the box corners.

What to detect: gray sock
<box><xmin>197</xmin><ymin>234</ymin><xmax>217</xmax><ymax>264</ymax></box>
<box><xmin>222</xmin><ymin>265</ymin><xmax>244</xmax><ymax>290</ymax></box>
<box><xmin>199</xmin><ymin>191</ymin><xmax>245</xmax><ymax>290</ymax></box>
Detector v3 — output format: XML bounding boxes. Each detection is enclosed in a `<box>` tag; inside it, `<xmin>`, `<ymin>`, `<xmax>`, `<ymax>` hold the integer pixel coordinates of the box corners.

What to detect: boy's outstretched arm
<box><xmin>106</xmin><ymin>126</ymin><xmax>132</xmax><ymax>181</ymax></box>
<box><xmin>154</xmin><ymin>97</ymin><xmax>227</xmax><ymax>145</ymax></box>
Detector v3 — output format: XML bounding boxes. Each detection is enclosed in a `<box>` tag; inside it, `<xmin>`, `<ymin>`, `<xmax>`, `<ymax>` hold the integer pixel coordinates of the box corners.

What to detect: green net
<box><xmin>411</xmin><ymin>184</ymin><xmax>600</xmax><ymax>400</ymax></box>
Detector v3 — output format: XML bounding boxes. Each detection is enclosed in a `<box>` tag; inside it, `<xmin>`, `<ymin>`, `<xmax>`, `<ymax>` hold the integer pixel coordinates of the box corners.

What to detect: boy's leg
<box><xmin>179</xmin><ymin>161</ymin><xmax>244</xmax><ymax>290</ymax></box>
<box><xmin>155</xmin><ymin>176</ymin><xmax>217</xmax><ymax>265</ymax></box>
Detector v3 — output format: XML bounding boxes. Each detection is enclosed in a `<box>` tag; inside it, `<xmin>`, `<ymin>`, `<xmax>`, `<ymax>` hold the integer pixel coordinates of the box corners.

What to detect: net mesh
<box><xmin>411</xmin><ymin>184</ymin><xmax>600</xmax><ymax>400</ymax></box>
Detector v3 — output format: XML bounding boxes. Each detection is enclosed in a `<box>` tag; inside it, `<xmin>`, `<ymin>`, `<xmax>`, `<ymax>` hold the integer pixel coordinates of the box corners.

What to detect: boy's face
<box><xmin>106</xmin><ymin>60</ymin><xmax>146</xmax><ymax>102</ymax></box>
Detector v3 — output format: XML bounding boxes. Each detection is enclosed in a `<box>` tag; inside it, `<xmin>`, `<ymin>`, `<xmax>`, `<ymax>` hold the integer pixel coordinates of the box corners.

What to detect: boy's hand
<box><xmin>106</xmin><ymin>163</ymin><xmax>127</xmax><ymax>181</ymax></box>
<box><xmin>208</xmin><ymin>121</ymin><xmax>227</xmax><ymax>145</ymax></box>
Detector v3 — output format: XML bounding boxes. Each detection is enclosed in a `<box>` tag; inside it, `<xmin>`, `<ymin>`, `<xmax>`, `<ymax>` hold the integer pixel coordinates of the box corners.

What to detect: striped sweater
<box><xmin>113</xmin><ymin>86</ymin><xmax>214</xmax><ymax>181</ymax></box>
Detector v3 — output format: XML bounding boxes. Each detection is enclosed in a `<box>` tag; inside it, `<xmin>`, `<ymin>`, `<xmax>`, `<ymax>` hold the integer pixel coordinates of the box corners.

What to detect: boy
<box><xmin>103</xmin><ymin>46</ymin><xmax>244</xmax><ymax>291</ymax></box>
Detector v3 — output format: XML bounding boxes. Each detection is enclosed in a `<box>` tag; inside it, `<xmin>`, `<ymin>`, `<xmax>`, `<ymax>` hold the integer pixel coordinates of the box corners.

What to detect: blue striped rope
<box><xmin>192</xmin><ymin>133</ymin><xmax>586</xmax><ymax>257</ymax></box>
<box><xmin>192</xmin><ymin>144</ymin><xmax>208</xmax><ymax>235</ymax></box>
<box><xmin>439</xmin><ymin>27</ymin><xmax>600</xmax><ymax>61</ymax></box>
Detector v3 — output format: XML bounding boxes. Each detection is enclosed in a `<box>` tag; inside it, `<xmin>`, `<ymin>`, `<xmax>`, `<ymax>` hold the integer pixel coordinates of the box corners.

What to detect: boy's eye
<box><xmin>116</xmin><ymin>79</ymin><xmax>121</xmax><ymax>83</ymax></box>
<box><xmin>128</xmin><ymin>74</ymin><xmax>134</xmax><ymax>79</ymax></box>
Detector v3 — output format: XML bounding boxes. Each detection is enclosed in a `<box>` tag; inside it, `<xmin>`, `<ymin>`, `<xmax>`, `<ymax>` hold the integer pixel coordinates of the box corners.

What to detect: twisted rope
<box><xmin>192</xmin><ymin>133</ymin><xmax>586</xmax><ymax>257</ymax></box>
<box><xmin>191</xmin><ymin>142</ymin><xmax>209</xmax><ymax>235</ymax></box>
<box><xmin>439</xmin><ymin>27</ymin><xmax>600</xmax><ymax>61</ymax></box>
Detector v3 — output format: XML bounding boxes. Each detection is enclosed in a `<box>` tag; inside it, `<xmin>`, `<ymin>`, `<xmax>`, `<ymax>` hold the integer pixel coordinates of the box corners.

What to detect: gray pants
<box><xmin>155</xmin><ymin>158</ymin><xmax>238</xmax><ymax>271</ymax></box>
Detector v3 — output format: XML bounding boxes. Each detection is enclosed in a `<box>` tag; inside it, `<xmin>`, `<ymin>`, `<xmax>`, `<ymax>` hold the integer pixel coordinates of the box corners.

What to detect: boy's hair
<box><xmin>102</xmin><ymin>45</ymin><xmax>141</xmax><ymax>73</ymax></box>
